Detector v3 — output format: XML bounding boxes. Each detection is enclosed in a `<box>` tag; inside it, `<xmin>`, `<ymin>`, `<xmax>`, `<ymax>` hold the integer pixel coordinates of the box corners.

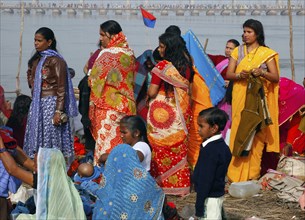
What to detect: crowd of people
<box><xmin>0</xmin><ymin>18</ymin><xmax>304</xmax><ymax>219</ymax></box>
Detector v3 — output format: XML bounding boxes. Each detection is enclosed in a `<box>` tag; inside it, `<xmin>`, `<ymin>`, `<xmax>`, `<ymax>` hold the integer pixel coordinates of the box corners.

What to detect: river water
<box><xmin>0</xmin><ymin>11</ymin><xmax>304</xmax><ymax>99</ymax></box>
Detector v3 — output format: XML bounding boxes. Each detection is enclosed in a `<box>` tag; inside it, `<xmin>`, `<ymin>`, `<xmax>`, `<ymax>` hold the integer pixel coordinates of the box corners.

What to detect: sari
<box><xmin>81</xmin><ymin>144</ymin><xmax>165</xmax><ymax>220</ymax></box>
<box><xmin>227</xmin><ymin>45</ymin><xmax>280</xmax><ymax>182</ymax></box>
<box><xmin>17</xmin><ymin>148</ymin><xmax>86</xmax><ymax>220</ymax></box>
<box><xmin>279</xmin><ymin>77</ymin><xmax>305</xmax><ymax>154</ymax></box>
<box><xmin>147</xmin><ymin>60</ymin><xmax>191</xmax><ymax>196</ymax></box>
<box><xmin>188</xmin><ymin>67</ymin><xmax>213</xmax><ymax>169</ymax></box>
<box><xmin>89</xmin><ymin>32</ymin><xmax>136</xmax><ymax>163</ymax></box>
<box><xmin>183</xmin><ymin>30</ymin><xmax>225</xmax><ymax>106</ymax></box>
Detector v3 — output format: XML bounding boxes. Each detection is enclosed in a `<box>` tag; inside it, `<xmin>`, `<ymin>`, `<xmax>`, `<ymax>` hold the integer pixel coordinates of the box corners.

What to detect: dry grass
<box><xmin>167</xmin><ymin>189</ymin><xmax>304</xmax><ymax>220</ymax></box>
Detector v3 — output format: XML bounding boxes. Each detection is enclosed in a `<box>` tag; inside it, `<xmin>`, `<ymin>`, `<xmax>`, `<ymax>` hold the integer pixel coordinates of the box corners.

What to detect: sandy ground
<box><xmin>167</xmin><ymin>189</ymin><xmax>304</xmax><ymax>220</ymax></box>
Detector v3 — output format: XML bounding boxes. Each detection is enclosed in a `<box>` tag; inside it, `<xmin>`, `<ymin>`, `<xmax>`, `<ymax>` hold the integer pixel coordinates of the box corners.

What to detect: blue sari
<box><xmin>82</xmin><ymin>144</ymin><xmax>165</xmax><ymax>220</ymax></box>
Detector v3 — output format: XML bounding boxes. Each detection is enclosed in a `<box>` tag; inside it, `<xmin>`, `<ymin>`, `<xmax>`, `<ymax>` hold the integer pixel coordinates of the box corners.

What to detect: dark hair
<box><xmin>198</xmin><ymin>107</ymin><xmax>228</xmax><ymax>132</ymax></box>
<box><xmin>28</xmin><ymin>27</ymin><xmax>57</xmax><ymax>67</ymax></box>
<box><xmin>100</xmin><ymin>20</ymin><xmax>122</xmax><ymax>35</ymax></box>
<box><xmin>158</xmin><ymin>32</ymin><xmax>194</xmax><ymax>96</ymax></box>
<box><xmin>152</xmin><ymin>47</ymin><xmax>162</xmax><ymax>63</ymax></box>
<box><xmin>165</xmin><ymin>25</ymin><xmax>181</xmax><ymax>36</ymax></box>
<box><xmin>243</xmin><ymin>19</ymin><xmax>265</xmax><ymax>46</ymax></box>
<box><xmin>120</xmin><ymin>115</ymin><xmax>150</xmax><ymax>146</ymax></box>
<box><xmin>7</xmin><ymin>95</ymin><xmax>32</xmax><ymax>124</ymax></box>
<box><xmin>227</xmin><ymin>39</ymin><xmax>240</xmax><ymax>47</ymax></box>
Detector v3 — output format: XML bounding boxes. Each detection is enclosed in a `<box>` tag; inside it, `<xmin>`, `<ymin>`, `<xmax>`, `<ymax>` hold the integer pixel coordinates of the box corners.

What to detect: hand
<box><xmin>251</xmin><ymin>68</ymin><xmax>265</xmax><ymax>77</ymax></box>
<box><xmin>52</xmin><ymin>112</ymin><xmax>62</xmax><ymax>126</ymax></box>
<box><xmin>239</xmin><ymin>70</ymin><xmax>250</xmax><ymax>79</ymax></box>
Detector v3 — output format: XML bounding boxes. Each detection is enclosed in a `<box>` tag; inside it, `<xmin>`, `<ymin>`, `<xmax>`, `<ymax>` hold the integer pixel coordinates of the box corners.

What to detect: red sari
<box><xmin>147</xmin><ymin>60</ymin><xmax>191</xmax><ymax>196</ymax></box>
<box><xmin>89</xmin><ymin>32</ymin><xmax>136</xmax><ymax>163</ymax></box>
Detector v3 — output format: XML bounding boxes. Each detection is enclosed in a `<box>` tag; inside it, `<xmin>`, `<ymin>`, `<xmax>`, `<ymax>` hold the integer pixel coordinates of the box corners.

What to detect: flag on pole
<box><xmin>140</xmin><ymin>7</ymin><xmax>156</xmax><ymax>28</ymax></box>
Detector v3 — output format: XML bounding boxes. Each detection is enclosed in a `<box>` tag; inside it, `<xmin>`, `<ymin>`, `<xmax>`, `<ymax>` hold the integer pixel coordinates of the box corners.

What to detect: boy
<box><xmin>193</xmin><ymin>107</ymin><xmax>232</xmax><ymax>219</ymax></box>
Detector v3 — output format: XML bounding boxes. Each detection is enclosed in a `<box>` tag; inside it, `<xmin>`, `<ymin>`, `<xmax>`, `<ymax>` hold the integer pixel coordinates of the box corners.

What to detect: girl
<box><xmin>98</xmin><ymin>115</ymin><xmax>151</xmax><ymax>171</ymax></box>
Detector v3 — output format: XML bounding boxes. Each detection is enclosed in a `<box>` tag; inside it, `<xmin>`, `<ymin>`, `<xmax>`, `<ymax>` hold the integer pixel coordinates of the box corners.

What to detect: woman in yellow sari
<box><xmin>147</xmin><ymin>33</ymin><xmax>194</xmax><ymax>196</ymax></box>
<box><xmin>89</xmin><ymin>20</ymin><xmax>136</xmax><ymax>164</ymax></box>
<box><xmin>226</xmin><ymin>19</ymin><xmax>280</xmax><ymax>182</ymax></box>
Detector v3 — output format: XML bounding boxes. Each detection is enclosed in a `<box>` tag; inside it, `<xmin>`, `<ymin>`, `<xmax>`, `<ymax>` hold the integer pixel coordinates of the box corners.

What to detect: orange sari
<box><xmin>148</xmin><ymin>60</ymin><xmax>191</xmax><ymax>196</ymax></box>
<box><xmin>89</xmin><ymin>32</ymin><xmax>136</xmax><ymax>163</ymax></box>
<box><xmin>188</xmin><ymin>67</ymin><xmax>213</xmax><ymax>169</ymax></box>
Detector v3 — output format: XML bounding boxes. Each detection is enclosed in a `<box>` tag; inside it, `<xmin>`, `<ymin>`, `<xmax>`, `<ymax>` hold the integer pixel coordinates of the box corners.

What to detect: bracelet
<box><xmin>55</xmin><ymin>110</ymin><xmax>63</xmax><ymax>114</ymax></box>
<box><xmin>236</xmin><ymin>74</ymin><xmax>241</xmax><ymax>80</ymax></box>
<box><xmin>0</xmin><ymin>148</ymin><xmax>7</xmax><ymax>153</ymax></box>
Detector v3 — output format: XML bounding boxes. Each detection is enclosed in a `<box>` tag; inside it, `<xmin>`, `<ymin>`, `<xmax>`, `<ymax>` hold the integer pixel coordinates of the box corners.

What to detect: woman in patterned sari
<box><xmin>147</xmin><ymin>32</ymin><xmax>194</xmax><ymax>196</ymax></box>
<box><xmin>226</xmin><ymin>19</ymin><xmax>280</xmax><ymax>182</ymax></box>
<box><xmin>89</xmin><ymin>20</ymin><xmax>136</xmax><ymax>163</ymax></box>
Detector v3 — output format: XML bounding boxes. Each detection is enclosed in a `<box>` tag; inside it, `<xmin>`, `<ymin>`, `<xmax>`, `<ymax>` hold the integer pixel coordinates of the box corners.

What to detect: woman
<box><xmin>226</xmin><ymin>19</ymin><xmax>280</xmax><ymax>182</ymax></box>
<box><xmin>88</xmin><ymin>20</ymin><xmax>136</xmax><ymax>163</ymax></box>
<box><xmin>24</xmin><ymin>27</ymin><xmax>78</xmax><ymax>159</ymax></box>
<box><xmin>0</xmin><ymin>85</ymin><xmax>12</xmax><ymax>126</ymax></box>
<box><xmin>6</xmin><ymin>95</ymin><xmax>32</xmax><ymax>148</ymax></box>
<box><xmin>81</xmin><ymin>144</ymin><xmax>164</xmax><ymax>220</ymax></box>
<box><xmin>147</xmin><ymin>32</ymin><xmax>194</xmax><ymax>196</ymax></box>
<box><xmin>279</xmin><ymin>77</ymin><xmax>305</xmax><ymax>155</ymax></box>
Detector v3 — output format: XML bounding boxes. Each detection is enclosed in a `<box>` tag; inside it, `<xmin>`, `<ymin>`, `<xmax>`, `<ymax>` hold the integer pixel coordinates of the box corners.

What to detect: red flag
<box><xmin>140</xmin><ymin>7</ymin><xmax>156</xmax><ymax>28</ymax></box>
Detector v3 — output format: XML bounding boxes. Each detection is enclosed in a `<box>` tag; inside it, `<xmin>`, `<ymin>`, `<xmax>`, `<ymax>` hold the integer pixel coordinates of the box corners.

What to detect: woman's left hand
<box><xmin>52</xmin><ymin>112</ymin><xmax>62</xmax><ymax>126</ymax></box>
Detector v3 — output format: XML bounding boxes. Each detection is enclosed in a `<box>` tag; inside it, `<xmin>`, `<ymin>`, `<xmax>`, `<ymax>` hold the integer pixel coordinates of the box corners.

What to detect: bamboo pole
<box><xmin>288</xmin><ymin>0</ymin><xmax>295</xmax><ymax>81</ymax></box>
<box><xmin>203</xmin><ymin>38</ymin><xmax>209</xmax><ymax>52</ymax></box>
<box><xmin>16</xmin><ymin>1</ymin><xmax>25</xmax><ymax>96</ymax></box>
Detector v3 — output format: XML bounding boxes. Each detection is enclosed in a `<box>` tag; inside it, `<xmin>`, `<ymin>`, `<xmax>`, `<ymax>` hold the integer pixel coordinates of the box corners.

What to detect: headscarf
<box><xmin>84</xmin><ymin>144</ymin><xmax>165</xmax><ymax>220</ymax></box>
<box><xmin>17</xmin><ymin>148</ymin><xmax>86</xmax><ymax>220</ymax></box>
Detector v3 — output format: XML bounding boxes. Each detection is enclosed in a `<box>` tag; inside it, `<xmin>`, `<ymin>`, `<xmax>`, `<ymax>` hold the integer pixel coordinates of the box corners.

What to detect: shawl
<box><xmin>279</xmin><ymin>77</ymin><xmax>305</xmax><ymax>126</ymax></box>
<box><xmin>183</xmin><ymin>30</ymin><xmax>225</xmax><ymax>106</ymax></box>
<box><xmin>27</xmin><ymin>49</ymin><xmax>78</xmax><ymax>150</ymax></box>
<box><xmin>230</xmin><ymin>45</ymin><xmax>280</xmax><ymax>153</ymax></box>
<box><xmin>17</xmin><ymin>148</ymin><xmax>86</xmax><ymax>220</ymax></box>
<box><xmin>83</xmin><ymin>144</ymin><xmax>165</xmax><ymax>220</ymax></box>
<box><xmin>89</xmin><ymin>32</ymin><xmax>136</xmax><ymax>115</ymax></box>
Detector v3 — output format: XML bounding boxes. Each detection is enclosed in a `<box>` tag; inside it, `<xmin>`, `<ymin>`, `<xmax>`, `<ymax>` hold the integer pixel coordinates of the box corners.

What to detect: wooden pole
<box><xmin>203</xmin><ymin>38</ymin><xmax>209</xmax><ymax>52</ymax></box>
<box><xmin>16</xmin><ymin>1</ymin><xmax>25</xmax><ymax>96</ymax></box>
<box><xmin>288</xmin><ymin>0</ymin><xmax>295</xmax><ymax>81</ymax></box>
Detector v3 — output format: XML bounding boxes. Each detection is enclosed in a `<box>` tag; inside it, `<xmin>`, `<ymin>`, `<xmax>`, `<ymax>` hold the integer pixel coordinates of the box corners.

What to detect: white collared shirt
<box><xmin>201</xmin><ymin>134</ymin><xmax>222</xmax><ymax>148</ymax></box>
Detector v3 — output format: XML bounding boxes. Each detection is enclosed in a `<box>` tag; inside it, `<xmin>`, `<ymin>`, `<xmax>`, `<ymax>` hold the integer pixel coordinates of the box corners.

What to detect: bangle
<box><xmin>55</xmin><ymin>110</ymin><xmax>63</xmax><ymax>114</ymax></box>
<box><xmin>0</xmin><ymin>148</ymin><xmax>7</xmax><ymax>153</ymax></box>
<box><xmin>236</xmin><ymin>74</ymin><xmax>241</xmax><ymax>80</ymax></box>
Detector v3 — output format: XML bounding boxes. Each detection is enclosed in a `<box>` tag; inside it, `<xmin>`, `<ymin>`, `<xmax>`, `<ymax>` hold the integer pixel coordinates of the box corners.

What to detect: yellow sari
<box><xmin>228</xmin><ymin>45</ymin><xmax>280</xmax><ymax>182</ymax></box>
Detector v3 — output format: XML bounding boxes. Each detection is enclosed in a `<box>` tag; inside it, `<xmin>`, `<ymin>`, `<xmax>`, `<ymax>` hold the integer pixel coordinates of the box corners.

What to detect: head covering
<box><xmin>91</xmin><ymin>144</ymin><xmax>164</xmax><ymax>220</ymax></box>
<box><xmin>17</xmin><ymin>148</ymin><xmax>86</xmax><ymax>220</ymax></box>
<box><xmin>279</xmin><ymin>77</ymin><xmax>305</xmax><ymax>126</ymax></box>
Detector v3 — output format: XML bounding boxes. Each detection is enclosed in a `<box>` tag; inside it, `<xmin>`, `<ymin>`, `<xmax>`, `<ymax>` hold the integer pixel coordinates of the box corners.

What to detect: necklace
<box><xmin>246</xmin><ymin>46</ymin><xmax>260</xmax><ymax>62</ymax></box>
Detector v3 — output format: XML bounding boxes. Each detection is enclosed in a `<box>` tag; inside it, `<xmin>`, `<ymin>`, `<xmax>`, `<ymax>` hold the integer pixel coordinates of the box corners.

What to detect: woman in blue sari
<box><xmin>81</xmin><ymin>144</ymin><xmax>165</xmax><ymax>220</ymax></box>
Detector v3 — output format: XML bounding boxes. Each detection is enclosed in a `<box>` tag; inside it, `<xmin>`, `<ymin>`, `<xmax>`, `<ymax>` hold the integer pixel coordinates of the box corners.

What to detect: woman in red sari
<box><xmin>147</xmin><ymin>33</ymin><xmax>194</xmax><ymax>196</ymax></box>
<box><xmin>89</xmin><ymin>20</ymin><xmax>136</xmax><ymax>163</ymax></box>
